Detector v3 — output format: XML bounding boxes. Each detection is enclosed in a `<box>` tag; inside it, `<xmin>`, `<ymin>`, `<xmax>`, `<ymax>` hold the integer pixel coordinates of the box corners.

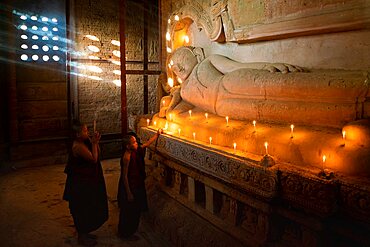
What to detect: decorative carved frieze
<box><xmin>340</xmin><ymin>181</ymin><xmax>370</xmax><ymax>223</ymax></box>
<box><xmin>280</xmin><ymin>171</ymin><xmax>338</xmax><ymax>216</ymax></box>
<box><xmin>140</xmin><ymin>128</ymin><xmax>279</xmax><ymax>200</ymax></box>
<box><xmin>171</xmin><ymin>0</ymin><xmax>370</xmax><ymax>43</ymax></box>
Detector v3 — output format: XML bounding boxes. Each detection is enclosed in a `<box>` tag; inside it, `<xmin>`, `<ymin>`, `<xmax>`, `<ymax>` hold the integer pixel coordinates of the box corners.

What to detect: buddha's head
<box><xmin>170</xmin><ymin>46</ymin><xmax>204</xmax><ymax>81</ymax></box>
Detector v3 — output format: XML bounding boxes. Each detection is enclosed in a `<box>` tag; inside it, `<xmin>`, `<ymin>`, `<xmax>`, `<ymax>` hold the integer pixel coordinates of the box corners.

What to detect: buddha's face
<box><xmin>171</xmin><ymin>47</ymin><xmax>198</xmax><ymax>81</ymax></box>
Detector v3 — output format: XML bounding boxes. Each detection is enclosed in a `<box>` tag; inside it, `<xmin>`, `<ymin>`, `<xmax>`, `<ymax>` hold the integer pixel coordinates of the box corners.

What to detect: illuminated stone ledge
<box><xmin>139</xmin><ymin>126</ymin><xmax>370</xmax><ymax>220</ymax></box>
<box><xmin>146</xmin><ymin>113</ymin><xmax>370</xmax><ymax>176</ymax></box>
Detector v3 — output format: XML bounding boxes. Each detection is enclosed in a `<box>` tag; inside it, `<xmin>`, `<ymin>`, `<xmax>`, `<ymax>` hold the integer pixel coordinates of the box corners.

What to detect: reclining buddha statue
<box><xmin>155</xmin><ymin>46</ymin><xmax>369</xmax><ymax>176</ymax></box>
<box><xmin>162</xmin><ymin>46</ymin><xmax>369</xmax><ymax>128</ymax></box>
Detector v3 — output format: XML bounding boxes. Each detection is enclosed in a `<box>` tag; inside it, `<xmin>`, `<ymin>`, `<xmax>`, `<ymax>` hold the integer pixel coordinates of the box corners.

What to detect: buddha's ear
<box><xmin>193</xmin><ymin>47</ymin><xmax>205</xmax><ymax>63</ymax></box>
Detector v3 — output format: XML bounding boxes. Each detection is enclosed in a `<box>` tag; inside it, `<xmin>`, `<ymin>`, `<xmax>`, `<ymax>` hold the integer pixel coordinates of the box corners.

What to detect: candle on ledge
<box><xmin>178</xmin><ymin>128</ymin><xmax>181</xmax><ymax>137</ymax></box>
<box><xmin>193</xmin><ymin>132</ymin><xmax>196</xmax><ymax>141</ymax></box>
<box><xmin>226</xmin><ymin>116</ymin><xmax>229</xmax><ymax>127</ymax></box>
<box><xmin>146</xmin><ymin>119</ymin><xmax>150</xmax><ymax>126</ymax></box>
<box><xmin>209</xmin><ymin>137</ymin><xmax>212</xmax><ymax>145</ymax></box>
<box><xmin>189</xmin><ymin>110</ymin><xmax>192</xmax><ymax>119</ymax></box>
<box><xmin>264</xmin><ymin>142</ymin><xmax>268</xmax><ymax>155</ymax></box>
<box><xmin>205</xmin><ymin>113</ymin><xmax>208</xmax><ymax>122</ymax></box>
<box><xmin>253</xmin><ymin>120</ymin><xmax>256</xmax><ymax>132</ymax></box>
<box><xmin>342</xmin><ymin>130</ymin><xmax>346</xmax><ymax>146</ymax></box>
<box><xmin>233</xmin><ymin>142</ymin><xmax>236</xmax><ymax>152</ymax></box>
<box><xmin>290</xmin><ymin>124</ymin><xmax>294</xmax><ymax>138</ymax></box>
<box><xmin>322</xmin><ymin>155</ymin><xmax>326</xmax><ymax>171</ymax></box>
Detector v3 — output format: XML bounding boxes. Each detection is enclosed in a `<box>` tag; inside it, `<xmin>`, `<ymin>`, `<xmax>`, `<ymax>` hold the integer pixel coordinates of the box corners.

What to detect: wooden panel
<box><xmin>16</xmin><ymin>63</ymin><xmax>66</xmax><ymax>82</ymax></box>
<box><xmin>17</xmin><ymin>82</ymin><xmax>66</xmax><ymax>101</ymax></box>
<box><xmin>18</xmin><ymin>100</ymin><xmax>67</xmax><ymax>120</ymax></box>
<box><xmin>18</xmin><ymin>118</ymin><xmax>69</xmax><ymax>140</ymax></box>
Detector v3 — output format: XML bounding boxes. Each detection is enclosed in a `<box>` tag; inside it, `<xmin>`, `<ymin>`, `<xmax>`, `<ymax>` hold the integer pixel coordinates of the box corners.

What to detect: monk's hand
<box><xmin>91</xmin><ymin>131</ymin><xmax>101</xmax><ymax>144</ymax></box>
<box><xmin>127</xmin><ymin>192</ymin><xmax>134</xmax><ymax>202</ymax></box>
<box><xmin>265</xmin><ymin>63</ymin><xmax>305</xmax><ymax>73</ymax></box>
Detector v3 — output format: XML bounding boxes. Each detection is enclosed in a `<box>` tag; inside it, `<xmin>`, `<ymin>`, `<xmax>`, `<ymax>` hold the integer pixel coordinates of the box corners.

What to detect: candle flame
<box><xmin>342</xmin><ymin>130</ymin><xmax>346</xmax><ymax>139</ymax></box>
<box><xmin>146</xmin><ymin>119</ymin><xmax>150</xmax><ymax>126</ymax></box>
<box><xmin>166</xmin><ymin>32</ymin><xmax>171</xmax><ymax>41</ymax></box>
<box><xmin>253</xmin><ymin>120</ymin><xmax>256</xmax><ymax>127</ymax></box>
<box><xmin>154</xmin><ymin>121</ymin><xmax>157</xmax><ymax>126</ymax></box>
<box><xmin>264</xmin><ymin>142</ymin><xmax>268</xmax><ymax>155</ymax></box>
<box><xmin>209</xmin><ymin>137</ymin><xmax>212</xmax><ymax>145</ymax></box>
<box><xmin>322</xmin><ymin>155</ymin><xmax>326</xmax><ymax>163</ymax></box>
<box><xmin>193</xmin><ymin>132</ymin><xmax>196</xmax><ymax>140</ymax></box>
<box><xmin>205</xmin><ymin>113</ymin><xmax>208</xmax><ymax>119</ymax></box>
<box><xmin>233</xmin><ymin>142</ymin><xmax>236</xmax><ymax>150</ymax></box>
<box><xmin>168</xmin><ymin>77</ymin><xmax>174</xmax><ymax>87</ymax></box>
<box><xmin>189</xmin><ymin>110</ymin><xmax>192</xmax><ymax>117</ymax></box>
<box><xmin>291</xmin><ymin>124</ymin><xmax>294</xmax><ymax>131</ymax></box>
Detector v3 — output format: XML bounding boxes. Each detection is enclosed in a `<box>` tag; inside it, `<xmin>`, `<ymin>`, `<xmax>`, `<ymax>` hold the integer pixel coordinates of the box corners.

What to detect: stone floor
<box><xmin>0</xmin><ymin>159</ymin><xmax>171</xmax><ymax>247</ymax></box>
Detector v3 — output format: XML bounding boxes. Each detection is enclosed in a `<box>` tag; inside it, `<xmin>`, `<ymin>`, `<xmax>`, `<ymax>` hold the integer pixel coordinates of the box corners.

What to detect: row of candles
<box><xmin>146</xmin><ymin>114</ymin><xmax>346</xmax><ymax>172</ymax></box>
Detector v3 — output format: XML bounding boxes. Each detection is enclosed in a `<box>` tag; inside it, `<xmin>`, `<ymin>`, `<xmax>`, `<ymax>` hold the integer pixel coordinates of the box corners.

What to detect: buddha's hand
<box><xmin>264</xmin><ymin>63</ymin><xmax>305</xmax><ymax>73</ymax></box>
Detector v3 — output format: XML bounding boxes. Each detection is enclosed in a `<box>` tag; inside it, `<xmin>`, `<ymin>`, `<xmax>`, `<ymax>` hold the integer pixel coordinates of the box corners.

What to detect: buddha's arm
<box><xmin>208</xmin><ymin>54</ymin><xmax>304</xmax><ymax>74</ymax></box>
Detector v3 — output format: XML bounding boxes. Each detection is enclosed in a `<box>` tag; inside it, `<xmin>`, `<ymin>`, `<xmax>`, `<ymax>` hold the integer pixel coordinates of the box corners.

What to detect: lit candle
<box><xmin>233</xmin><ymin>142</ymin><xmax>236</xmax><ymax>152</ymax></box>
<box><xmin>93</xmin><ymin>120</ymin><xmax>96</xmax><ymax>132</ymax></box>
<box><xmin>189</xmin><ymin>110</ymin><xmax>192</xmax><ymax>118</ymax></box>
<box><xmin>193</xmin><ymin>132</ymin><xmax>196</xmax><ymax>141</ymax></box>
<box><xmin>209</xmin><ymin>137</ymin><xmax>212</xmax><ymax>145</ymax></box>
<box><xmin>226</xmin><ymin>116</ymin><xmax>229</xmax><ymax>126</ymax></box>
<box><xmin>290</xmin><ymin>124</ymin><xmax>294</xmax><ymax>138</ymax></box>
<box><xmin>178</xmin><ymin>128</ymin><xmax>181</xmax><ymax>136</ymax></box>
<box><xmin>205</xmin><ymin>113</ymin><xmax>208</xmax><ymax>122</ymax></box>
<box><xmin>342</xmin><ymin>130</ymin><xmax>346</xmax><ymax>146</ymax></box>
<box><xmin>169</xmin><ymin>113</ymin><xmax>173</xmax><ymax>121</ymax></box>
<box><xmin>166</xmin><ymin>32</ymin><xmax>171</xmax><ymax>41</ymax></box>
<box><xmin>168</xmin><ymin>77</ymin><xmax>174</xmax><ymax>87</ymax></box>
<box><xmin>322</xmin><ymin>155</ymin><xmax>326</xmax><ymax>171</ymax></box>
<box><xmin>264</xmin><ymin>142</ymin><xmax>268</xmax><ymax>155</ymax></box>
<box><xmin>146</xmin><ymin>119</ymin><xmax>150</xmax><ymax>126</ymax></box>
<box><xmin>253</xmin><ymin>120</ymin><xmax>256</xmax><ymax>132</ymax></box>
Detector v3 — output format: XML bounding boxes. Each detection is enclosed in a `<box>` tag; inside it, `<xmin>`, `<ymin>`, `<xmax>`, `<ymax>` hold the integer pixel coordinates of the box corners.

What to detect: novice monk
<box><xmin>117</xmin><ymin>129</ymin><xmax>163</xmax><ymax>240</ymax></box>
<box><xmin>63</xmin><ymin>120</ymin><xmax>108</xmax><ymax>246</ymax></box>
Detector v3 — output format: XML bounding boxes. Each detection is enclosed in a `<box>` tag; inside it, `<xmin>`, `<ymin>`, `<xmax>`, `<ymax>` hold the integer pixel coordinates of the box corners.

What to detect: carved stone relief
<box><xmin>140</xmin><ymin>128</ymin><xmax>279</xmax><ymax>200</ymax></box>
<box><xmin>171</xmin><ymin>0</ymin><xmax>370</xmax><ymax>43</ymax></box>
